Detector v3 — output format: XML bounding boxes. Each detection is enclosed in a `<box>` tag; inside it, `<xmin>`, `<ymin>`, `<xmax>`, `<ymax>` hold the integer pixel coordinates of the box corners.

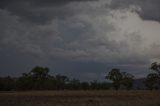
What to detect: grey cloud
<box><xmin>0</xmin><ymin>1</ymin><xmax>151</xmax><ymax>66</ymax></box>
<box><xmin>0</xmin><ymin>0</ymin><xmax>159</xmax><ymax>80</ymax></box>
<box><xmin>0</xmin><ymin>0</ymin><xmax>98</xmax><ymax>24</ymax></box>
<box><xmin>109</xmin><ymin>0</ymin><xmax>160</xmax><ymax>22</ymax></box>
<box><xmin>0</xmin><ymin>0</ymin><xmax>98</xmax><ymax>7</ymax></box>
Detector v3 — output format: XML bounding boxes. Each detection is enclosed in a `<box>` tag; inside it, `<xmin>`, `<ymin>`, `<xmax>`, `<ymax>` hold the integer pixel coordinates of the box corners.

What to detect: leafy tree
<box><xmin>0</xmin><ymin>76</ymin><xmax>15</xmax><ymax>91</ymax></box>
<box><xmin>145</xmin><ymin>73</ymin><xmax>159</xmax><ymax>90</ymax></box>
<box><xmin>0</xmin><ymin>66</ymin><xmax>115</xmax><ymax>91</ymax></box>
<box><xmin>90</xmin><ymin>80</ymin><xmax>100</xmax><ymax>90</ymax></box>
<box><xmin>121</xmin><ymin>72</ymin><xmax>134</xmax><ymax>90</ymax></box>
<box><xmin>106</xmin><ymin>69</ymin><xmax>134</xmax><ymax>90</ymax></box>
<box><xmin>150</xmin><ymin>62</ymin><xmax>160</xmax><ymax>75</ymax></box>
<box><xmin>90</xmin><ymin>80</ymin><xmax>111</xmax><ymax>90</ymax></box>
<box><xmin>30</xmin><ymin>66</ymin><xmax>50</xmax><ymax>90</ymax></box>
<box><xmin>81</xmin><ymin>82</ymin><xmax>90</xmax><ymax>90</ymax></box>
<box><xmin>105</xmin><ymin>69</ymin><xmax>122</xmax><ymax>90</ymax></box>
<box><xmin>67</xmin><ymin>79</ymin><xmax>81</xmax><ymax>90</ymax></box>
<box><xmin>16</xmin><ymin>73</ymin><xmax>34</xmax><ymax>90</ymax></box>
<box><xmin>98</xmin><ymin>82</ymin><xmax>111</xmax><ymax>90</ymax></box>
<box><xmin>144</xmin><ymin>62</ymin><xmax>160</xmax><ymax>90</ymax></box>
<box><xmin>44</xmin><ymin>75</ymin><xmax>56</xmax><ymax>90</ymax></box>
<box><xmin>30</xmin><ymin>66</ymin><xmax>49</xmax><ymax>79</ymax></box>
<box><xmin>17</xmin><ymin>66</ymin><xmax>51</xmax><ymax>90</ymax></box>
<box><xmin>55</xmin><ymin>75</ymin><xmax>69</xmax><ymax>90</ymax></box>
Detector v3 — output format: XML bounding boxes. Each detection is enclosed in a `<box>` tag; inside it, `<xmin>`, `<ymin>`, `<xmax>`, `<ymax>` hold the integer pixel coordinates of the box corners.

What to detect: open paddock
<box><xmin>0</xmin><ymin>90</ymin><xmax>160</xmax><ymax>106</ymax></box>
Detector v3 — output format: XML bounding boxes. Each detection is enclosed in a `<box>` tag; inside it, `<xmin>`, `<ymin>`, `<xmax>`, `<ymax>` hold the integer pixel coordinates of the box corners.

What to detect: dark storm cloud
<box><xmin>0</xmin><ymin>0</ymin><xmax>98</xmax><ymax>24</ymax></box>
<box><xmin>109</xmin><ymin>0</ymin><xmax>160</xmax><ymax>22</ymax></box>
<box><xmin>0</xmin><ymin>0</ymin><xmax>98</xmax><ymax>7</ymax></box>
<box><xmin>1</xmin><ymin>0</ymin><xmax>159</xmax><ymax>24</ymax></box>
<box><xmin>0</xmin><ymin>0</ymin><xmax>159</xmax><ymax>80</ymax></box>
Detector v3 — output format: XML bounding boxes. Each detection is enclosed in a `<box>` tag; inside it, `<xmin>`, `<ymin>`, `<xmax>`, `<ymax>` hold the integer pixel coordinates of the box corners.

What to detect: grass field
<box><xmin>0</xmin><ymin>90</ymin><xmax>160</xmax><ymax>106</ymax></box>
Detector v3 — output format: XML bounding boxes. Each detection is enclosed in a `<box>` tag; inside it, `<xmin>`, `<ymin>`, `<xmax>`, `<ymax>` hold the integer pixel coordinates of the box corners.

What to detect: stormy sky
<box><xmin>1</xmin><ymin>0</ymin><xmax>160</xmax><ymax>81</ymax></box>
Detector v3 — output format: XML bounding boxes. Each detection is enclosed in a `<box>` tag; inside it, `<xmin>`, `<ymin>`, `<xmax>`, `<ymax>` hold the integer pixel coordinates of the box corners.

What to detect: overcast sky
<box><xmin>0</xmin><ymin>0</ymin><xmax>160</xmax><ymax>81</ymax></box>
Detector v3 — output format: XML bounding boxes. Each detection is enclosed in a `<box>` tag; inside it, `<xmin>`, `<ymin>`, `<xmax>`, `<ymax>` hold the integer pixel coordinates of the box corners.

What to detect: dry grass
<box><xmin>0</xmin><ymin>90</ymin><xmax>160</xmax><ymax>106</ymax></box>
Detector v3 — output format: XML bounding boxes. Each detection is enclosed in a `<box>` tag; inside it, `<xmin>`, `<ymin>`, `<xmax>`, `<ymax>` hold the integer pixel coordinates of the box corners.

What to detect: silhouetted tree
<box><xmin>16</xmin><ymin>73</ymin><xmax>34</xmax><ymax>90</ymax></box>
<box><xmin>81</xmin><ymin>82</ymin><xmax>90</xmax><ymax>90</ymax></box>
<box><xmin>106</xmin><ymin>69</ymin><xmax>134</xmax><ymax>90</ymax></box>
<box><xmin>0</xmin><ymin>66</ymin><xmax>114</xmax><ymax>91</ymax></box>
<box><xmin>55</xmin><ymin>75</ymin><xmax>69</xmax><ymax>90</ymax></box>
<box><xmin>67</xmin><ymin>79</ymin><xmax>81</xmax><ymax>90</ymax></box>
<box><xmin>30</xmin><ymin>66</ymin><xmax>49</xmax><ymax>79</ymax></box>
<box><xmin>106</xmin><ymin>69</ymin><xmax>122</xmax><ymax>90</ymax></box>
<box><xmin>145</xmin><ymin>73</ymin><xmax>159</xmax><ymax>90</ymax></box>
<box><xmin>150</xmin><ymin>62</ymin><xmax>160</xmax><ymax>74</ymax></box>
<box><xmin>31</xmin><ymin>66</ymin><xmax>50</xmax><ymax>90</ymax></box>
<box><xmin>16</xmin><ymin>66</ymin><xmax>51</xmax><ymax>90</ymax></box>
<box><xmin>144</xmin><ymin>62</ymin><xmax>160</xmax><ymax>90</ymax></box>
<box><xmin>90</xmin><ymin>80</ymin><xmax>100</xmax><ymax>90</ymax></box>
<box><xmin>98</xmin><ymin>82</ymin><xmax>111</xmax><ymax>90</ymax></box>
<box><xmin>121</xmin><ymin>72</ymin><xmax>134</xmax><ymax>90</ymax></box>
<box><xmin>0</xmin><ymin>76</ymin><xmax>15</xmax><ymax>91</ymax></box>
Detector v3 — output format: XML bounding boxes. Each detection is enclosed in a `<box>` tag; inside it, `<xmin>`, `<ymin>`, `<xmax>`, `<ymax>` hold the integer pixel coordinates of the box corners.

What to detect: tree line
<box><xmin>0</xmin><ymin>67</ymin><xmax>110</xmax><ymax>91</ymax></box>
<box><xmin>0</xmin><ymin>62</ymin><xmax>160</xmax><ymax>91</ymax></box>
<box><xmin>105</xmin><ymin>62</ymin><xmax>160</xmax><ymax>90</ymax></box>
<box><xmin>145</xmin><ymin>62</ymin><xmax>160</xmax><ymax>90</ymax></box>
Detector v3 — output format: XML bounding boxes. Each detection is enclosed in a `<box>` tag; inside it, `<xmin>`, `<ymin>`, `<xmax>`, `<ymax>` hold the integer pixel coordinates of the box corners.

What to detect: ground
<box><xmin>0</xmin><ymin>90</ymin><xmax>160</xmax><ymax>106</ymax></box>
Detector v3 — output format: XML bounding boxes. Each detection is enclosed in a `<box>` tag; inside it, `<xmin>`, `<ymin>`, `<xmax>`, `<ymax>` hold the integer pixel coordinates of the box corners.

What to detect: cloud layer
<box><xmin>110</xmin><ymin>0</ymin><xmax>160</xmax><ymax>22</ymax></box>
<box><xmin>0</xmin><ymin>0</ymin><xmax>160</xmax><ymax>80</ymax></box>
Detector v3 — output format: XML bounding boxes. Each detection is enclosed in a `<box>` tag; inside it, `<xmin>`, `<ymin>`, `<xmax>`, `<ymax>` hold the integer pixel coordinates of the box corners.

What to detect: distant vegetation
<box><xmin>145</xmin><ymin>62</ymin><xmax>160</xmax><ymax>90</ymax></box>
<box><xmin>0</xmin><ymin>62</ymin><xmax>160</xmax><ymax>91</ymax></box>
<box><xmin>105</xmin><ymin>69</ymin><xmax>134</xmax><ymax>90</ymax></box>
<box><xmin>0</xmin><ymin>66</ymin><xmax>110</xmax><ymax>91</ymax></box>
